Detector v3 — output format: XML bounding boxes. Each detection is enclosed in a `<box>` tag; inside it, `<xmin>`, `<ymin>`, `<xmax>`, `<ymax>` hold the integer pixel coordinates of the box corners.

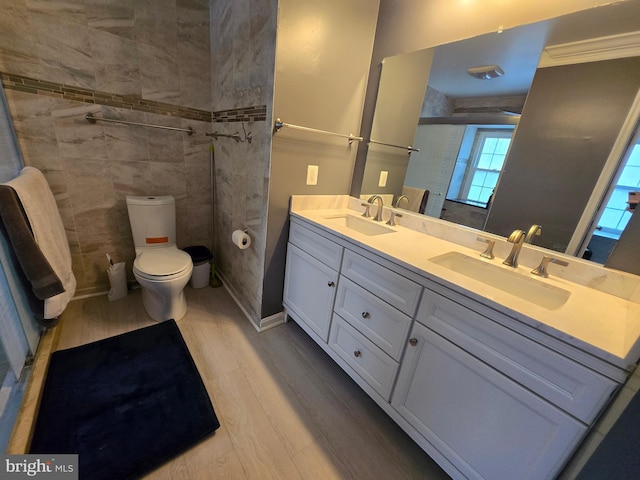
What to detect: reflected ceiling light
<box><xmin>466</xmin><ymin>65</ymin><xmax>504</xmax><ymax>80</ymax></box>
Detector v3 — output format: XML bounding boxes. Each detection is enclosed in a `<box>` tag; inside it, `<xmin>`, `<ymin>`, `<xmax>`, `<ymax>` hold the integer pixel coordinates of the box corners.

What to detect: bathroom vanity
<box><xmin>283</xmin><ymin>195</ymin><xmax>640</xmax><ymax>480</ymax></box>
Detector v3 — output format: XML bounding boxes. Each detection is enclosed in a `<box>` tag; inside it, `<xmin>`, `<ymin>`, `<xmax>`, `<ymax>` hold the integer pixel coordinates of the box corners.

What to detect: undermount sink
<box><xmin>429</xmin><ymin>251</ymin><xmax>571</xmax><ymax>310</ymax></box>
<box><xmin>322</xmin><ymin>214</ymin><xmax>395</xmax><ymax>236</ymax></box>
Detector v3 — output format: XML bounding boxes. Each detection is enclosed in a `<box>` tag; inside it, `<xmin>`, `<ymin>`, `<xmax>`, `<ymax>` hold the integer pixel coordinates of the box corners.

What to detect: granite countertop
<box><xmin>290</xmin><ymin>195</ymin><xmax>640</xmax><ymax>372</ymax></box>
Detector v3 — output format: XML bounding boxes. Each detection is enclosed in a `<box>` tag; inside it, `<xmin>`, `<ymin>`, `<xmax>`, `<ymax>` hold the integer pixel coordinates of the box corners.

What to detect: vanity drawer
<box><xmin>334</xmin><ymin>276</ymin><xmax>412</xmax><ymax>361</ymax></box>
<box><xmin>417</xmin><ymin>289</ymin><xmax>617</xmax><ymax>424</ymax></box>
<box><xmin>289</xmin><ymin>221</ymin><xmax>343</xmax><ymax>270</ymax></box>
<box><xmin>341</xmin><ymin>250</ymin><xmax>422</xmax><ymax>316</ymax></box>
<box><xmin>329</xmin><ymin>314</ymin><xmax>399</xmax><ymax>401</ymax></box>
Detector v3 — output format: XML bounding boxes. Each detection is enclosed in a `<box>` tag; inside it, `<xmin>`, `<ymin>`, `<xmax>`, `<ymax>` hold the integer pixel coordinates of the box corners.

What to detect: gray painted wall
<box><xmin>262</xmin><ymin>0</ymin><xmax>380</xmax><ymax>318</ymax></box>
<box><xmin>360</xmin><ymin>149</ymin><xmax>408</xmax><ymax>198</ymax></box>
<box><xmin>485</xmin><ymin>57</ymin><xmax>640</xmax><ymax>252</ymax></box>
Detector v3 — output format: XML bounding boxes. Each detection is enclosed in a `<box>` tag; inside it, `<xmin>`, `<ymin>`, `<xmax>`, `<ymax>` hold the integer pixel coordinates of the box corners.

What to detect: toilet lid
<box><xmin>134</xmin><ymin>248</ymin><xmax>191</xmax><ymax>277</ymax></box>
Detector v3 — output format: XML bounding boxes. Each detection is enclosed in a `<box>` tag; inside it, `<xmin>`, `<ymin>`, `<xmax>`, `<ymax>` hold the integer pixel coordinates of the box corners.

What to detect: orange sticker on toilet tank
<box><xmin>146</xmin><ymin>237</ymin><xmax>168</xmax><ymax>244</ymax></box>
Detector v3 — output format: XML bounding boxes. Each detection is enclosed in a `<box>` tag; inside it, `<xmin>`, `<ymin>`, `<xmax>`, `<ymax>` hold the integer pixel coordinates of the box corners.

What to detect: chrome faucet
<box><xmin>503</xmin><ymin>229</ymin><xmax>526</xmax><ymax>267</ymax></box>
<box><xmin>368</xmin><ymin>195</ymin><xmax>384</xmax><ymax>221</ymax></box>
<box><xmin>525</xmin><ymin>224</ymin><xmax>542</xmax><ymax>244</ymax></box>
<box><xmin>394</xmin><ymin>195</ymin><xmax>409</xmax><ymax>209</ymax></box>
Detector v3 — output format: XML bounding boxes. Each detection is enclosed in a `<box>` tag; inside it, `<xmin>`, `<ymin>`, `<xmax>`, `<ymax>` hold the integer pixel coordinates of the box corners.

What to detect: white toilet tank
<box><xmin>126</xmin><ymin>196</ymin><xmax>177</xmax><ymax>248</ymax></box>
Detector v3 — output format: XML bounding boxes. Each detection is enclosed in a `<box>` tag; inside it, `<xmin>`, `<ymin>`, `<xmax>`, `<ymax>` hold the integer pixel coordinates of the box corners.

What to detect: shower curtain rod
<box><xmin>273</xmin><ymin>118</ymin><xmax>363</xmax><ymax>144</ymax></box>
<box><xmin>85</xmin><ymin>113</ymin><xmax>194</xmax><ymax>135</ymax></box>
<box><xmin>368</xmin><ymin>139</ymin><xmax>420</xmax><ymax>153</ymax></box>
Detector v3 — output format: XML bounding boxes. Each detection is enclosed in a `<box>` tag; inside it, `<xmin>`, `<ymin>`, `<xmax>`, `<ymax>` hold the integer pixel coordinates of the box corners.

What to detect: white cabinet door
<box><xmin>392</xmin><ymin>322</ymin><xmax>586</xmax><ymax>480</ymax></box>
<box><xmin>283</xmin><ymin>243</ymin><xmax>338</xmax><ymax>342</ymax></box>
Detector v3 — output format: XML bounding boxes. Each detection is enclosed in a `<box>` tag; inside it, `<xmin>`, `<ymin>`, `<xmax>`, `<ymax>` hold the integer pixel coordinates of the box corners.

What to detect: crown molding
<box><xmin>538</xmin><ymin>30</ymin><xmax>640</xmax><ymax>68</ymax></box>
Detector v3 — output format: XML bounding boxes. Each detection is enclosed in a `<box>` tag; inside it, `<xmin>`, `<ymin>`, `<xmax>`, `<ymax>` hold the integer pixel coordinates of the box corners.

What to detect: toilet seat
<box><xmin>133</xmin><ymin>248</ymin><xmax>192</xmax><ymax>280</ymax></box>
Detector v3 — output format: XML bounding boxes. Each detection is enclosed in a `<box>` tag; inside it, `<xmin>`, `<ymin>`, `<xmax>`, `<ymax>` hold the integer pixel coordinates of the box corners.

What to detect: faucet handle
<box><xmin>476</xmin><ymin>236</ymin><xmax>495</xmax><ymax>259</ymax></box>
<box><xmin>360</xmin><ymin>202</ymin><xmax>371</xmax><ymax>218</ymax></box>
<box><xmin>531</xmin><ymin>255</ymin><xmax>569</xmax><ymax>278</ymax></box>
<box><xmin>386</xmin><ymin>211</ymin><xmax>403</xmax><ymax>226</ymax></box>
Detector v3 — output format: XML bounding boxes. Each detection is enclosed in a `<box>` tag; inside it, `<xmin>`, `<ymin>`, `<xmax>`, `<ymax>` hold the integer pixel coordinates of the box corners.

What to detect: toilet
<box><xmin>126</xmin><ymin>196</ymin><xmax>193</xmax><ymax>322</ymax></box>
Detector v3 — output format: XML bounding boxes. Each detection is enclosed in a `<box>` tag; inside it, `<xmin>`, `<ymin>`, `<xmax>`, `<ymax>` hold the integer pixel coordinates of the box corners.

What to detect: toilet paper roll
<box><xmin>232</xmin><ymin>229</ymin><xmax>251</xmax><ymax>249</ymax></box>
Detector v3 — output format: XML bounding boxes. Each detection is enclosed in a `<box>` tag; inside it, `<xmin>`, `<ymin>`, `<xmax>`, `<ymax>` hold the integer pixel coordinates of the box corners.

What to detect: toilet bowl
<box><xmin>133</xmin><ymin>247</ymin><xmax>193</xmax><ymax>322</ymax></box>
<box><xmin>126</xmin><ymin>195</ymin><xmax>194</xmax><ymax>322</ymax></box>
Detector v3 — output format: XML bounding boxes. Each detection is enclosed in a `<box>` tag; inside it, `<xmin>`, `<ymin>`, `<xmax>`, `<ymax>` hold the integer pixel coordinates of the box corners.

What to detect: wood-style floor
<box><xmin>57</xmin><ymin>286</ymin><xmax>451</xmax><ymax>479</ymax></box>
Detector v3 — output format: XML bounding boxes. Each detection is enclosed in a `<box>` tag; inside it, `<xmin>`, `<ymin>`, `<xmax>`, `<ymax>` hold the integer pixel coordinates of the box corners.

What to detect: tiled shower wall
<box><xmin>0</xmin><ymin>0</ymin><xmax>215</xmax><ymax>295</ymax></box>
<box><xmin>208</xmin><ymin>0</ymin><xmax>277</xmax><ymax>328</ymax></box>
<box><xmin>2</xmin><ymin>86</ymin><xmax>214</xmax><ymax>294</ymax></box>
<box><xmin>0</xmin><ymin>0</ymin><xmax>277</xmax><ymax>326</ymax></box>
<box><xmin>1</xmin><ymin>0</ymin><xmax>213</xmax><ymax>107</ymax></box>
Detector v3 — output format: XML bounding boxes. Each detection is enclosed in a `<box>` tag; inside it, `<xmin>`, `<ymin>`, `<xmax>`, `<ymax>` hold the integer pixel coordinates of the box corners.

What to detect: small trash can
<box><xmin>182</xmin><ymin>245</ymin><xmax>213</xmax><ymax>289</ymax></box>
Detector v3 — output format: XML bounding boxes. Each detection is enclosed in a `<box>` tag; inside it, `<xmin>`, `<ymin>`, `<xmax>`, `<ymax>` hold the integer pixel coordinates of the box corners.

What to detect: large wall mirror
<box><xmin>358</xmin><ymin>1</ymin><xmax>640</xmax><ymax>267</ymax></box>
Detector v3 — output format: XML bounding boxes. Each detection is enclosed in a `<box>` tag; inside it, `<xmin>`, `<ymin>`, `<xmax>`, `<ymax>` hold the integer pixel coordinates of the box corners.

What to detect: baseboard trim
<box><xmin>73</xmin><ymin>282</ymin><xmax>143</xmax><ymax>302</ymax></box>
<box><xmin>72</xmin><ymin>290</ymin><xmax>109</xmax><ymax>301</ymax></box>
<box><xmin>259</xmin><ymin>311</ymin><xmax>285</xmax><ymax>331</ymax></box>
<box><xmin>216</xmin><ymin>272</ymin><xmax>285</xmax><ymax>333</ymax></box>
<box><xmin>215</xmin><ymin>272</ymin><xmax>261</xmax><ymax>332</ymax></box>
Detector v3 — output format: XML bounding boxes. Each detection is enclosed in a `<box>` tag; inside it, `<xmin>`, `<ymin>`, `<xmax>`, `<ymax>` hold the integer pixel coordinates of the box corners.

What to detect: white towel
<box><xmin>5</xmin><ymin>167</ymin><xmax>76</xmax><ymax>319</ymax></box>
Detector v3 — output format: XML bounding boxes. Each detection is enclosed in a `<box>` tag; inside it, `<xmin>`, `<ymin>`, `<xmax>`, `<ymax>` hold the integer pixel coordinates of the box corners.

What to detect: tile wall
<box><xmin>208</xmin><ymin>0</ymin><xmax>277</xmax><ymax>328</ymax></box>
<box><xmin>2</xmin><ymin>81</ymin><xmax>215</xmax><ymax>294</ymax></box>
<box><xmin>0</xmin><ymin>0</ymin><xmax>274</xmax><ymax>307</ymax></box>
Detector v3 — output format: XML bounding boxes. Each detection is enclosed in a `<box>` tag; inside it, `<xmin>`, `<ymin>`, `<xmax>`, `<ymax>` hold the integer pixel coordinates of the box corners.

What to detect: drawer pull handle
<box><xmin>361</xmin><ymin>312</ymin><xmax>370</xmax><ymax>319</ymax></box>
<box><xmin>409</xmin><ymin>338</ymin><xmax>418</xmax><ymax>346</ymax></box>
<box><xmin>354</xmin><ymin>350</ymin><xmax>362</xmax><ymax>358</ymax></box>
<box><xmin>327</xmin><ymin>281</ymin><xmax>335</xmax><ymax>287</ymax></box>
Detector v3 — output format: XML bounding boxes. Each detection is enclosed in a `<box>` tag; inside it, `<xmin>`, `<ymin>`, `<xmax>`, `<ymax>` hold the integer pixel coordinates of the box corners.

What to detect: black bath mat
<box><xmin>30</xmin><ymin>319</ymin><xmax>220</xmax><ymax>480</ymax></box>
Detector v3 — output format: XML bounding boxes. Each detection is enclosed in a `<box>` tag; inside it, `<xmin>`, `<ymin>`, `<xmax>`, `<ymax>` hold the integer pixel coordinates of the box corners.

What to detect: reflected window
<box><xmin>446</xmin><ymin>126</ymin><xmax>515</xmax><ymax>207</ymax></box>
<box><xmin>596</xmin><ymin>141</ymin><xmax>640</xmax><ymax>239</ymax></box>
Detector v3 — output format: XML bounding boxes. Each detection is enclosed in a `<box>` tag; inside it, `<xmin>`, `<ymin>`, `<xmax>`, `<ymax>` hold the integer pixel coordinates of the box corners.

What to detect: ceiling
<box><xmin>427</xmin><ymin>0</ymin><xmax>640</xmax><ymax>99</ymax></box>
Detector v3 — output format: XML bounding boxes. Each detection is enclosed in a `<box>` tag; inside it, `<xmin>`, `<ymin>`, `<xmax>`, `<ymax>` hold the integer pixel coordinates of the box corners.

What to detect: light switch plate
<box><xmin>306</xmin><ymin>165</ymin><xmax>319</xmax><ymax>185</ymax></box>
<box><xmin>378</xmin><ymin>170</ymin><xmax>388</xmax><ymax>187</ymax></box>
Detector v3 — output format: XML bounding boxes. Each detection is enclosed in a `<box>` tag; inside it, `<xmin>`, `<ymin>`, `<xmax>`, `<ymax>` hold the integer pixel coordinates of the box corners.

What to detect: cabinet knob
<box><xmin>361</xmin><ymin>311</ymin><xmax>370</xmax><ymax>319</ymax></box>
<box><xmin>354</xmin><ymin>350</ymin><xmax>362</xmax><ymax>358</ymax></box>
<box><xmin>327</xmin><ymin>281</ymin><xmax>335</xmax><ymax>287</ymax></box>
<box><xmin>409</xmin><ymin>338</ymin><xmax>418</xmax><ymax>346</ymax></box>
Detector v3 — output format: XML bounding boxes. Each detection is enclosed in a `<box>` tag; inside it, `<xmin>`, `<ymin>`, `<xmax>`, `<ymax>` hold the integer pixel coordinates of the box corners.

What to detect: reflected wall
<box><xmin>485</xmin><ymin>57</ymin><xmax>640</xmax><ymax>252</ymax></box>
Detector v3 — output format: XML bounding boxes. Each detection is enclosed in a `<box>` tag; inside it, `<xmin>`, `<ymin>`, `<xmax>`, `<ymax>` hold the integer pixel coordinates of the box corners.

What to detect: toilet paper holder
<box><xmin>232</xmin><ymin>227</ymin><xmax>252</xmax><ymax>250</ymax></box>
